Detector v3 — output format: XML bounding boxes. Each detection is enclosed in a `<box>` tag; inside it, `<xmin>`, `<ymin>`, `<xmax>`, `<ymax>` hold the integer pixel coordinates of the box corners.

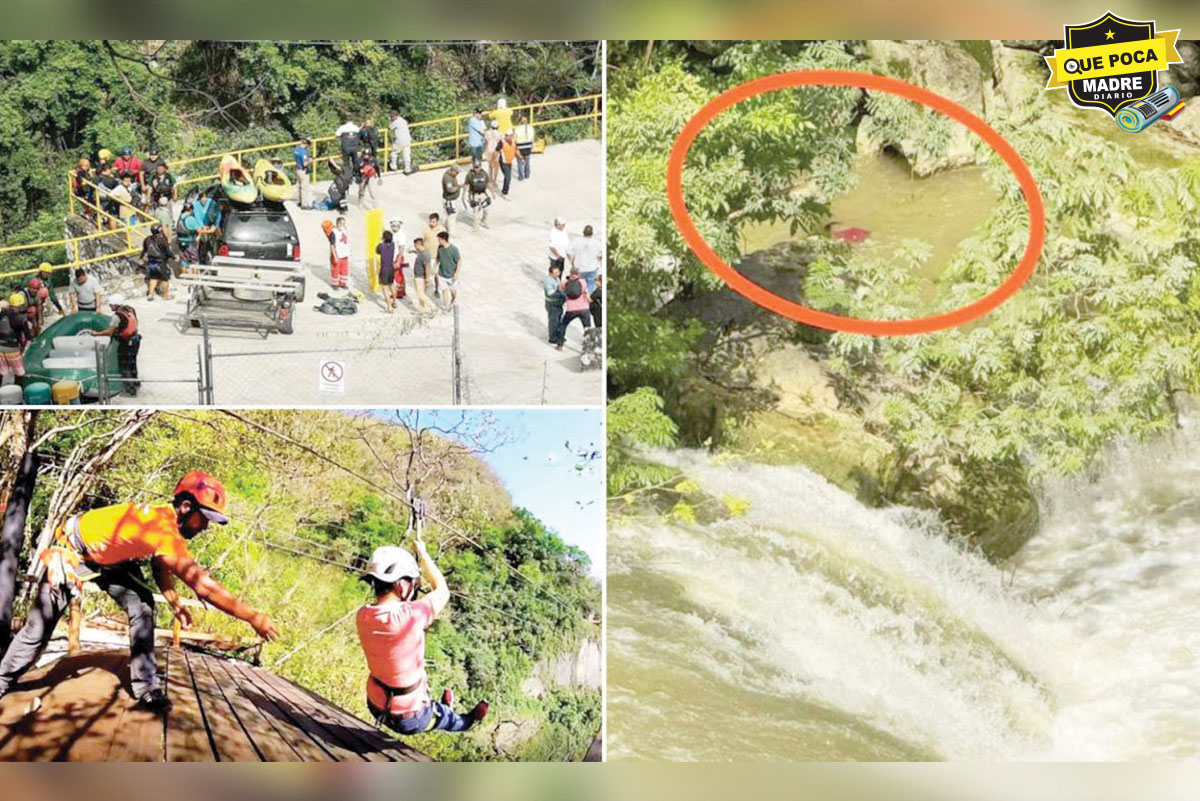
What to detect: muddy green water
<box><xmin>740</xmin><ymin>155</ymin><xmax>999</xmax><ymax>280</ymax></box>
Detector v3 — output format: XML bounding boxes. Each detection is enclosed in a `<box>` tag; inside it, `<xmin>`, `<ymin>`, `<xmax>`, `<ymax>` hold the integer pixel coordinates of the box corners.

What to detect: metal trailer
<box><xmin>178</xmin><ymin>268</ymin><xmax>301</xmax><ymax>337</ymax></box>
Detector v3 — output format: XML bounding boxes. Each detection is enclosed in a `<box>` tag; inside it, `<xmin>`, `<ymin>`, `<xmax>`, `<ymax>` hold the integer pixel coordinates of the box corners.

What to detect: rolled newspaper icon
<box><xmin>1115</xmin><ymin>86</ymin><xmax>1180</xmax><ymax>133</ymax></box>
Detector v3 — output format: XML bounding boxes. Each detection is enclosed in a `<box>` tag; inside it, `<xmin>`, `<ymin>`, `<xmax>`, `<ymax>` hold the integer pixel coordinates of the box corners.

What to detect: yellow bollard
<box><xmin>366</xmin><ymin>208</ymin><xmax>383</xmax><ymax>294</ymax></box>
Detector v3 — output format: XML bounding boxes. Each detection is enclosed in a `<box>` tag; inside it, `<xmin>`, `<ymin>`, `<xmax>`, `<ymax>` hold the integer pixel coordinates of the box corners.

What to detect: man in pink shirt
<box><xmin>356</xmin><ymin>538</ymin><xmax>489</xmax><ymax>735</ymax></box>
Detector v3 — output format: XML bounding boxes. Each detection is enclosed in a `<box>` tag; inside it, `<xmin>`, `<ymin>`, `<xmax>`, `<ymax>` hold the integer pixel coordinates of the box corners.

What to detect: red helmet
<box><xmin>27</xmin><ymin>278</ymin><xmax>41</xmax><ymax>291</ymax></box>
<box><xmin>173</xmin><ymin>471</ymin><xmax>229</xmax><ymax>524</ymax></box>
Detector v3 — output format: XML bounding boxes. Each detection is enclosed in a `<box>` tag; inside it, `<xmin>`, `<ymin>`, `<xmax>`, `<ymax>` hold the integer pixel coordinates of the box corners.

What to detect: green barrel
<box><xmin>23</xmin><ymin>382</ymin><xmax>52</xmax><ymax>405</ymax></box>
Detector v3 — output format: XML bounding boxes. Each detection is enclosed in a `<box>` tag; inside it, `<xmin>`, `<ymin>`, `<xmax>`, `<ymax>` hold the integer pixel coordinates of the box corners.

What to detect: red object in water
<box><xmin>832</xmin><ymin>226</ymin><xmax>870</xmax><ymax>244</ymax></box>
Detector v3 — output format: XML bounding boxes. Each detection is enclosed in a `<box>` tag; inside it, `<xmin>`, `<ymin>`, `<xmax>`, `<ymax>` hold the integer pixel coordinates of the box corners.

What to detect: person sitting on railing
<box><xmin>72</xmin><ymin>158</ymin><xmax>95</xmax><ymax>219</ymax></box>
<box><xmin>95</xmin><ymin>165</ymin><xmax>120</xmax><ymax>230</ymax></box>
<box><xmin>113</xmin><ymin>146</ymin><xmax>144</xmax><ymax>191</ymax></box>
<box><xmin>111</xmin><ymin>175</ymin><xmax>139</xmax><ymax>227</ymax></box>
<box><xmin>360</xmin><ymin>117</ymin><xmax>382</xmax><ymax>159</ymax></box>
<box><xmin>95</xmin><ymin>148</ymin><xmax>113</xmax><ymax>177</ymax></box>
<box><xmin>142</xmin><ymin>147</ymin><xmax>167</xmax><ymax>201</ymax></box>
<box><xmin>68</xmin><ymin>268</ymin><xmax>102</xmax><ymax>315</ymax></box>
<box><xmin>147</xmin><ymin>162</ymin><xmax>177</xmax><ymax>219</ymax></box>
<box><xmin>0</xmin><ymin>295</ymin><xmax>32</xmax><ymax>386</ymax></box>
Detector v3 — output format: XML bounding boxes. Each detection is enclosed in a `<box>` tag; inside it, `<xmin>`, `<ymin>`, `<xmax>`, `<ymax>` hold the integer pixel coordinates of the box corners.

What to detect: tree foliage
<box><xmin>14</xmin><ymin>409</ymin><xmax>600</xmax><ymax>762</ymax></box>
<box><xmin>607</xmin><ymin>40</ymin><xmax>1200</xmax><ymax>557</ymax></box>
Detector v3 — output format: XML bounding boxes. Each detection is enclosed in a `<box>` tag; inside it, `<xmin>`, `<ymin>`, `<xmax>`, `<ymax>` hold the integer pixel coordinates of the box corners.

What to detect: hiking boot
<box><xmin>134</xmin><ymin>688</ymin><xmax>172</xmax><ymax>714</ymax></box>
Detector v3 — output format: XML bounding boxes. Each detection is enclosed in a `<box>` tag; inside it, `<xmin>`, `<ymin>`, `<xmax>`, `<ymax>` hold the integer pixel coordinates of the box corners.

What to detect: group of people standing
<box><xmin>543</xmin><ymin>218</ymin><xmax>603</xmax><ymax>350</ymax></box>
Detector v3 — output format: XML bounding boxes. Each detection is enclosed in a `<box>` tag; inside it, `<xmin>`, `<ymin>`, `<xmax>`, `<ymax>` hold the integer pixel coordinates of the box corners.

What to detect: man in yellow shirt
<box><xmin>0</xmin><ymin>471</ymin><xmax>278</xmax><ymax>713</ymax></box>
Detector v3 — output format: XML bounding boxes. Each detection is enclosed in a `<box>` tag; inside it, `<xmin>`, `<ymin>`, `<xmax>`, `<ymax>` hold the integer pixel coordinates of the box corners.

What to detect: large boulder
<box><xmin>990</xmin><ymin>44</ymin><xmax>1051</xmax><ymax>125</ymax></box>
<box><xmin>862</xmin><ymin>40</ymin><xmax>993</xmax><ymax>175</ymax></box>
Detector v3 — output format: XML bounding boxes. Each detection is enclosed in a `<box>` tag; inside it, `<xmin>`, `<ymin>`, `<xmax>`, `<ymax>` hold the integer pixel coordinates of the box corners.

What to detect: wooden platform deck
<box><xmin>0</xmin><ymin>646</ymin><xmax>428</xmax><ymax>761</ymax></box>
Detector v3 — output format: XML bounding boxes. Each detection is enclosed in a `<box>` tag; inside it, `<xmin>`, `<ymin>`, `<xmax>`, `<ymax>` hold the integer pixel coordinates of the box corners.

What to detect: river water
<box><xmin>739</xmin><ymin>154</ymin><xmax>998</xmax><ymax>278</ymax></box>
<box><xmin>607</xmin><ymin>430</ymin><xmax>1200</xmax><ymax>760</ymax></box>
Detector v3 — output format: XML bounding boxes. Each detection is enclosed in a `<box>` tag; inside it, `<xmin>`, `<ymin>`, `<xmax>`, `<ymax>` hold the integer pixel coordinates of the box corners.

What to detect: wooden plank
<box><xmin>164</xmin><ymin>645</ymin><xmax>217</xmax><ymax>761</ymax></box>
<box><xmin>209</xmin><ymin>654</ymin><xmax>332</xmax><ymax>762</ymax></box>
<box><xmin>0</xmin><ymin>651</ymin><xmax>128</xmax><ymax>762</ymax></box>
<box><xmin>247</xmin><ymin>667</ymin><xmax>395</xmax><ymax>761</ymax></box>
<box><xmin>281</xmin><ymin>675</ymin><xmax>426</xmax><ymax>762</ymax></box>
<box><xmin>248</xmin><ymin>664</ymin><xmax>425</xmax><ymax>762</ymax></box>
<box><xmin>194</xmin><ymin>653</ymin><xmax>301</xmax><ymax>762</ymax></box>
<box><xmin>103</xmin><ymin>649</ymin><xmax>168</xmax><ymax>761</ymax></box>
<box><xmin>224</xmin><ymin>658</ymin><xmax>365</xmax><ymax>762</ymax></box>
<box><xmin>182</xmin><ymin>648</ymin><xmax>261</xmax><ymax>761</ymax></box>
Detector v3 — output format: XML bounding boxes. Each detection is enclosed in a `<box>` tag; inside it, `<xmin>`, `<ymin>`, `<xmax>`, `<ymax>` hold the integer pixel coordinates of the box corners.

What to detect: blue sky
<box><xmin>370</xmin><ymin>409</ymin><xmax>604</xmax><ymax>574</ymax></box>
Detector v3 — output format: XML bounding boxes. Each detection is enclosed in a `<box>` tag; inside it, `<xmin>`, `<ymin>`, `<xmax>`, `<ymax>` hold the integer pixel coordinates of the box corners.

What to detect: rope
<box><xmin>217</xmin><ymin>410</ymin><xmax>574</xmax><ymax>610</ymax></box>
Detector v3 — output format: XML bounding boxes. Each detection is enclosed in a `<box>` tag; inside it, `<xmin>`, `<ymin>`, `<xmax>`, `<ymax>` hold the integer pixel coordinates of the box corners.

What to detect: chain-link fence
<box><xmin>199</xmin><ymin>310</ymin><xmax>461</xmax><ymax>405</ymax></box>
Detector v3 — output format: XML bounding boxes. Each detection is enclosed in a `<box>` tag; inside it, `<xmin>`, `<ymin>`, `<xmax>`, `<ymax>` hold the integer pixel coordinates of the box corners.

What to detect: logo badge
<box><xmin>1045</xmin><ymin>12</ymin><xmax>1185</xmax><ymax>132</ymax></box>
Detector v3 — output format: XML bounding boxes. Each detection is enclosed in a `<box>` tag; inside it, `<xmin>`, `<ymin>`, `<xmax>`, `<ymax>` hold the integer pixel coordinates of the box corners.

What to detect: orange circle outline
<box><xmin>665</xmin><ymin>69</ymin><xmax>1046</xmax><ymax>337</ymax></box>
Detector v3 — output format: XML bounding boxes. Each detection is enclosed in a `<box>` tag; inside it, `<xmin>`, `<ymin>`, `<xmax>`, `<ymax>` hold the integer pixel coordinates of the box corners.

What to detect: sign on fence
<box><xmin>318</xmin><ymin>359</ymin><xmax>346</xmax><ymax>395</ymax></box>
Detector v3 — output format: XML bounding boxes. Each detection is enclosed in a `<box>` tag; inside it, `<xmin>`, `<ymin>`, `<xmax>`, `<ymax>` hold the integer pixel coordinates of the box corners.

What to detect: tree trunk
<box><xmin>0</xmin><ymin>415</ymin><xmax>40</xmax><ymax>649</ymax></box>
<box><xmin>25</xmin><ymin>410</ymin><xmax>156</xmax><ymax>593</ymax></box>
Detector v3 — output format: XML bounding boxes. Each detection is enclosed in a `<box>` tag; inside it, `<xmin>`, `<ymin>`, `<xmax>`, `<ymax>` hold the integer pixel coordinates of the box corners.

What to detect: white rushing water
<box><xmin>608</xmin><ymin>434</ymin><xmax>1200</xmax><ymax>761</ymax></box>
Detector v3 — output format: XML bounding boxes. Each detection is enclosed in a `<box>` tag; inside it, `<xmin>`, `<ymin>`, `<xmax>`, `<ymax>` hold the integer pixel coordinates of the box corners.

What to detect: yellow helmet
<box><xmin>8</xmin><ymin>292</ymin><xmax>26</xmax><ymax>308</ymax></box>
<box><xmin>98</xmin><ymin>148</ymin><xmax>112</xmax><ymax>162</ymax></box>
<box><xmin>38</xmin><ymin>261</ymin><xmax>51</xmax><ymax>272</ymax></box>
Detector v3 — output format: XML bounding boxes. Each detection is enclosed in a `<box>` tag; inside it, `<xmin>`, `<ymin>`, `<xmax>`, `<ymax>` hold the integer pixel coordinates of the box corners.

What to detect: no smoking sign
<box><xmin>319</xmin><ymin>359</ymin><xmax>346</xmax><ymax>395</ymax></box>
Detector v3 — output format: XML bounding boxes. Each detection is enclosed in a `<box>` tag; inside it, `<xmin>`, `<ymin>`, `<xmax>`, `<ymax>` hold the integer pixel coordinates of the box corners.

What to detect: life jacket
<box><xmin>442</xmin><ymin>173</ymin><xmax>461</xmax><ymax>200</ymax></box>
<box><xmin>339</xmin><ymin>129</ymin><xmax>361</xmax><ymax>152</ymax></box>
<box><xmin>113</xmin><ymin>307</ymin><xmax>138</xmax><ymax>339</ymax></box>
<box><xmin>0</xmin><ymin>314</ymin><xmax>19</xmax><ymax>349</ymax></box>
<box><xmin>175</xmin><ymin>213</ymin><xmax>194</xmax><ymax>239</ymax></box>
<box><xmin>500</xmin><ymin>140</ymin><xmax>519</xmax><ymax>163</ymax></box>
<box><xmin>468</xmin><ymin>170</ymin><xmax>488</xmax><ymax>193</ymax></box>
<box><xmin>564</xmin><ymin>277</ymin><xmax>584</xmax><ymax>299</ymax></box>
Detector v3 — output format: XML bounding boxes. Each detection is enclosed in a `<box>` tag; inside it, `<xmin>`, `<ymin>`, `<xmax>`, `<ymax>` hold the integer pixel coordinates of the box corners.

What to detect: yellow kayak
<box><xmin>253</xmin><ymin>158</ymin><xmax>293</xmax><ymax>203</ymax></box>
<box><xmin>220</xmin><ymin>154</ymin><xmax>258</xmax><ymax>204</ymax></box>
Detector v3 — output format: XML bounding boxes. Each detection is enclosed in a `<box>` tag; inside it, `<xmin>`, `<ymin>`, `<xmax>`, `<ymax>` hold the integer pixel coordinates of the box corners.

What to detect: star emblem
<box><xmin>1104</xmin><ymin>30</ymin><xmax>1115</xmax><ymax>40</ymax></box>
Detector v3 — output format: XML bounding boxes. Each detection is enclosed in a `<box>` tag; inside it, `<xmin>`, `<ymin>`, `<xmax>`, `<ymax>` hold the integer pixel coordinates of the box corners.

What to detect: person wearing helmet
<box><xmin>464</xmin><ymin>159</ymin><xmax>493</xmax><ymax>232</ymax></box>
<box><xmin>73</xmin><ymin>157</ymin><xmax>96</xmax><ymax>218</ymax></box>
<box><xmin>356</xmin><ymin>537</ymin><xmax>489</xmax><ymax>735</ymax></box>
<box><xmin>140</xmin><ymin>221</ymin><xmax>173</xmax><ymax>301</ymax></box>
<box><xmin>82</xmin><ymin>295</ymin><xmax>141</xmax><ymax>396</ymax></box>
<box><xmin>26</xmin><ymin>263</ymin><xmax>63</xmax><ymax>321</ymax></box>
<box><xmin>0</xmin><ymin>294</ymin><xmax>32</xmax><ymax>385</ymax></box>
<box><xmin>0</xmin><ymin>471</ymin><xmax>279</xmax><ymax>713</ymax></box>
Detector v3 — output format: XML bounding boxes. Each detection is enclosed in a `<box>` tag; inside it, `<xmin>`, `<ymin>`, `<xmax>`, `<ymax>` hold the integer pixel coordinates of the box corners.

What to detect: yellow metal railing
<box><xmin>1</xmin><ymin>93</ymin><xmax>601</xmax><ymax>284</ymax></box>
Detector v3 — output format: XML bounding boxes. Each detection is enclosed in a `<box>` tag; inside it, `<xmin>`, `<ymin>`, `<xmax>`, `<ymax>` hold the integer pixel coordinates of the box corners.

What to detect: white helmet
<box><xmin>107</xmin><ymin>294</ymin><xmax>125</xmax><ymax>308</ymax></box>
<box><xmin>364</xmin><ymin>545</ymin><xmax>420</xmax><ymax>583</ymax></box>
